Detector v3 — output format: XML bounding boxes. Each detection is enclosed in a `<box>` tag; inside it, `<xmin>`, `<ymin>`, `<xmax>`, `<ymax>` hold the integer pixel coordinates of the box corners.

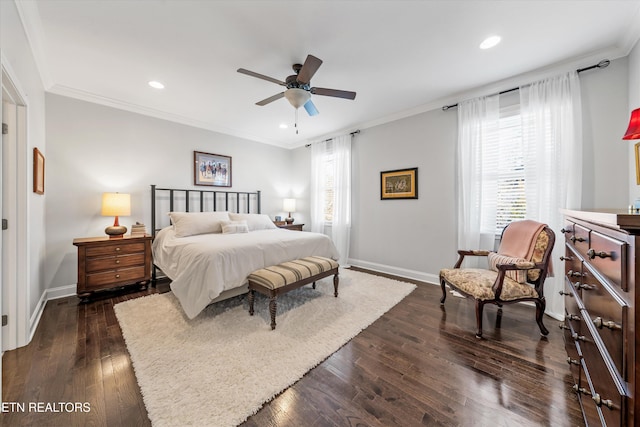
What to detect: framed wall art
<box><xmin>380</xmin><ymin>167</ymin><xmax>418</xmax><ymax>200</ymax></box>
<box><xmin>194</xmin><ymin>151</ymin><xmax>232</xmax><ymax>187</ymax></box>
<box><xmin>33</xmin><ymin>147</ymin><xmax>45</xmax><ymax>195</ymax></box>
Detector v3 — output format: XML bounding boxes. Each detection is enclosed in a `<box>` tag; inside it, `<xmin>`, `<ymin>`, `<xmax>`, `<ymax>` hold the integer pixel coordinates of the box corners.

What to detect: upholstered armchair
<box><xmin>439</xmin><ymin>220</ymin><xmax>556</xmax><ymax>338</ymax></box>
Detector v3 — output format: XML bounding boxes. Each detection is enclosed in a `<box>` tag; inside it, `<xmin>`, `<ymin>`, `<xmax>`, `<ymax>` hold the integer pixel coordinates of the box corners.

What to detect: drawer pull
<box><xmin>572</xmin><ymin>384</ymin><xmax>590</xmax><ymax>395</ymax></box>
<box><xmin>567</xmin><ymin>314</ymin><xmax>580</xmax><ymax>321</ymax></box>
<box><xmin>571</xmin><ymin>332</ymin><xmax>585</xmax><ymax>342</ymax></box>
<box><xmin>567</xmin><ymin>270</ymin><xmax>583</xmax><ymax>278</ymax></box>
<box><xmin>587</xmin><ymin>249</ymin><xmax>612</xmax><ymax>260</ymax></box>
<box><xmin>561</xmin><ymin>228</ymin><xmax>571</xmax><ymax>234</ymax></box>
<box><xmin>115</xmin><ymin>247</ymin><xmax>121</xmax><ymax>252</ymax></box>
<box><xmin>566</xmin><ymin>357</ymin><xmax>580</xmax><ymax>366</ymax></box>
<box><xmin>559</xmin><ymin>255</ymin><xmax>573</xmax><ymax>261</ymax></box>
<box><xmin>592</xmin><ymin>393</ymin><xmax>614</xmax><ymax>410</ymax></box>
<box><xmin>570</xmin><ymin>236</ymin><xmax>586</xmax><ymax>243</ymax></box>
<box><xmin>559</xmin><ymin>323</ymin><xmax>570</xmax><ymax>330</ymax></box>
<box><xmin>559</xmin><ymin>291</ymin><xmax>572</xmax><ymax>296</ymax></box>
<box><xmin>115</xmin><ymin>260</ymin><xmax>120</xmax><ymax>264</ymax></box>
<box><xmin>593</xmin><ymin>317</ymin><xmax>622</xmax><ymax>331</ymax></box>
<box><xmin>577</xmin><ymin>283</ymin><xmax>595</xmax><ymax>291</ymax></box>
<box><xmin>115</xmin><ymin>274</ymin><xmax>121</xmax><ymax>279</ymax></box>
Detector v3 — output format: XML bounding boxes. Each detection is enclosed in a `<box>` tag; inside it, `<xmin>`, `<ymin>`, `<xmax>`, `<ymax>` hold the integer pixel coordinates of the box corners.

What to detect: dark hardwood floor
<box><xmin>2</xmin><ymin>270</ymin><xmax>584</xmax><ymax>426</ymax></box>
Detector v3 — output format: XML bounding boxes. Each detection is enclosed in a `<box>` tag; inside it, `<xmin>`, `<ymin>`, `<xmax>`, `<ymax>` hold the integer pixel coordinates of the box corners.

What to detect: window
<box><xmin>480</xmin><ymin>105</ymin><xmax>527</xmax><ymax>235</ymax></box>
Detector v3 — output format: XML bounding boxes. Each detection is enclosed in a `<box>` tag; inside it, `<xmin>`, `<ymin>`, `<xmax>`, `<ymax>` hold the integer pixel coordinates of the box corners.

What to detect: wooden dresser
<box><xmin>561</xmin><ymin>209</ymin><xmax>640</xmax><ymax>426</ymax></box>
<box><xmin>73</xmin><ymin>234</ymin><xmax>152</xmax><ymax>301</ymax></box>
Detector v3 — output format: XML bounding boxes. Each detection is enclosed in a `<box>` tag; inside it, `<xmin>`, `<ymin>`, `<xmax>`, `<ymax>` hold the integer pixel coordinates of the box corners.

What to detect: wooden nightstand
<box><xmin>275</xmin><ymin>222</ymin><xmax>304</xmax><ymax>231</ymax></box>
<box><xmin>73</xmin><ymin>234</ymin><xmax>152</xmax><ymax>301</ymax></box>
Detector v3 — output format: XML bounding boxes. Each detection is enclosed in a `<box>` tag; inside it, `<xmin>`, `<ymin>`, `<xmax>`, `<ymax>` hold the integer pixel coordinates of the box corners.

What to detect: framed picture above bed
<box><xmin>194</xmin><ymin>151</ymin><xmax>232</xmax><ymax>187</ymax></box>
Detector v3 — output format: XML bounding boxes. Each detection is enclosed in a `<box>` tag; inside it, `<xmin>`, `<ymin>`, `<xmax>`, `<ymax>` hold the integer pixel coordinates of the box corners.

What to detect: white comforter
<box><xmin>152</xmin><ymin>227</ymin><xmax>340</xmax><ymax>318</ymax></box>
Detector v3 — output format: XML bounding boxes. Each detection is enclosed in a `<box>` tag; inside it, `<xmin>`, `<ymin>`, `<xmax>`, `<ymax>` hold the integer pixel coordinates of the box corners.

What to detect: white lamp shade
<box><xmin>283</xmin><ymin>198</ymin><xmax>296</xmax><ymax>212</ymax></box>
<box><xmin>284</xmin><ymin>89</ymin><xmax>311</xmax><ymax>109</ymax></box>
<box><xmin>101</xmin><ymin>193</ymin><xmax>131</xmax><ymax>216</ymax></box>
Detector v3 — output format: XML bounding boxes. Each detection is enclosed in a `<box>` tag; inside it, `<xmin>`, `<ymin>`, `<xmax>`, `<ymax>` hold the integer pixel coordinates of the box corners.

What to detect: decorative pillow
<box><xmin>168</xmin><ymin>211</ymin><xmax>230</xmax><ymax>237</ymax></box>
<box><xmin>487</xmin><ymin>252</ymin><xmax>530</xmax><ymax>284</ymax></box>
<box><xmin>228</xmin><ymin>213</ymin><xmax>278</xmax><ymax>231</ymax></box>
<box><xmin>220</xmin><ymin>220</ymin><xmax>249</xmax><ymax>234</ymax></box>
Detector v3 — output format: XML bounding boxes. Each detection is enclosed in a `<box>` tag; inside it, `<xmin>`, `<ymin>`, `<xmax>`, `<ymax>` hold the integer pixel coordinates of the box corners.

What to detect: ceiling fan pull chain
<box><xmin>295</xmin><ymin>108</ymin><xmax>299</xmax><ymax>135</ymax></box>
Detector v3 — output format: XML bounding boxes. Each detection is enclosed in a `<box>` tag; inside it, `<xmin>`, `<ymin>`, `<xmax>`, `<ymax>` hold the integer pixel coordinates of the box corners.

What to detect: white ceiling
<box><xmin>17</xmin><ymin>0</ymin><xmax>640</xmax><ymax>149</ymax></box>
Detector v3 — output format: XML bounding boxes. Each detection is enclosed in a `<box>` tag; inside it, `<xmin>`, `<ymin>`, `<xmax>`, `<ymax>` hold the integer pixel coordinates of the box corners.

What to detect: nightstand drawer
<box><xmin>86</xmin><ymin>253</ymin><xmax>146</xmax><ymax>273</ymax></box>
<box><xmin>86</xmin><ymin>266</ymin><xmax>146</xmax><ymax>288</ymax></box>
<box><xmin>86</xmin><ymin>242</ymin><xmax>146</xmax><ymax>257</ymax></box>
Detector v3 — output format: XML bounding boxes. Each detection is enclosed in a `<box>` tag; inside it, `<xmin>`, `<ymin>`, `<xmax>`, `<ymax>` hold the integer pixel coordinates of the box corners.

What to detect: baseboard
<box><xmin>347</xmin><ymin>258</ymin><xmax>439</xmax><ymax>286</ymax></box>
<box><xmin>28</xmin><ymin>284</ymin><xmax>77</xmax><ymax>343</ymax></box>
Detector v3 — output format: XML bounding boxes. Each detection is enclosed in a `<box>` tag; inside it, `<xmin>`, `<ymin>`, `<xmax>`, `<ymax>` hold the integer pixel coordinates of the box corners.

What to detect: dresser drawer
<box><xmin>563</xmin><ymin>316</ymin><xmax>582</xmax><ymax>385</ymax></box>
<box><xmin>86</xmin><ymin>242</ymin><xmax>146</xmax><ymax>257</ymax></box>
<box><xmin>86</xmin><ymin>253</ymin><xmax>146</xmax><ymax>273</ymax></box>
<box><xmin>587</xmin><ymin>231</ymin><xmax>628</xmax><ymax>291</ymax></box>
<box><xmin>86</xmin><ymin>266</ymin><xmax>146</xmax><ymax>288</ymax></box>
<box><xmin>580</xmin><ymin>320</ymin><xmax>626</xmax><ymax>427</ymax></box>
<box><xmin>564</xmin><ymin>277</ymin><xmax>583</xmax><ymax>333</ymax></box>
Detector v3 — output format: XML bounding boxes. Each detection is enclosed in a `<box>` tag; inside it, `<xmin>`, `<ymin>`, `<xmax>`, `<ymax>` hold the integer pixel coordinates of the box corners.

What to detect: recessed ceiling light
<box><xmin>480</xmin><ymin>35</ymin><xmax>501</xmax><ymax>50</ymax></box>
<box><xmin>279</xmin><ymin>123</ymin><xmax>288</xmax><ymax>129</ymax></box>
<box><xmin>148</xmin><ymin>80</ymin><xmax>165</xmax><ymax>89</ymax></box>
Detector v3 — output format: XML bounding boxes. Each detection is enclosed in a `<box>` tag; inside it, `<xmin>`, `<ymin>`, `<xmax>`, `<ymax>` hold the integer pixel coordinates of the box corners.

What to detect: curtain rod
<box><xmin>441</xmin><ymin>59</ymin><xmax>610</xmax><ymax>111</ymax></box>
<box><xmin>305</xmin><ymin>129</ymin><xmax>360</xmax><ymax>148</ymax></box>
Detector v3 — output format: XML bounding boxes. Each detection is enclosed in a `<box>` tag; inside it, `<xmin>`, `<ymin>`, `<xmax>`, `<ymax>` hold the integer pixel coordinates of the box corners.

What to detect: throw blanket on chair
<box><xmin>498</xmin><ymin>219</ymin><xmax>553</xmax><ymax>276</ymax></box>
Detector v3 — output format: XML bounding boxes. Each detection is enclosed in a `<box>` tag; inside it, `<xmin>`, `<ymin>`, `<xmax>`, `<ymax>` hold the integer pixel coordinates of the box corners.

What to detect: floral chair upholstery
<box><xmin>439</xmin><ymin>222</ymin><xmax>555</xmax><ymax>338</ymax></box>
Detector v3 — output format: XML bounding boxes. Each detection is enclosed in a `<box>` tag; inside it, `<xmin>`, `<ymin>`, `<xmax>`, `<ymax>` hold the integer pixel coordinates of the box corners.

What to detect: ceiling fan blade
<box><xmin>256</xmin><ymin>92</ymin><xmax>285</xmax><ymax>106</ymax></box>
<box><xmin>303</xmin><ymin>99</ymin><xmax>319</xmax><ymax>116</ymax></box>
<box><xmin>311</xmin><ymin>87</ymin><xmax>357</xmax><ymax>100</ymax></box>
<box><xmin>296</xmin><ymin>55</ymin><xmax>323</xmax><ymax>85</ymax></box>
<box><xmin>237</xmin><ymin>68</ymin><xmax>286</xmax><ymax>86</ymax></box>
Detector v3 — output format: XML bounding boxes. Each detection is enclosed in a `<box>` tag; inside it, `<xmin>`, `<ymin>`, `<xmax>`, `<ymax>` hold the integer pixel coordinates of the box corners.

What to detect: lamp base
<box><xmin>285</xmin><ymin>217</ymin><xmax>294</xmax><ymax>224</ymax></box>
<box><xmin>105</xmin><ymin>225</ymin><xmax>127</xmax><ymax>238</ymax></box>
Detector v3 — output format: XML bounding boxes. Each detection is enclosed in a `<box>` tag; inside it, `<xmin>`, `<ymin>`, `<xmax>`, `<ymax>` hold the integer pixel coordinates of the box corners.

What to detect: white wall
<box><xmin>1</xmin><ymin>0</ymin><xmax>47</xmax><ymax>331</ymax></box>
<box><xmin>44</xmin><ymin>93</ymin><xmax>293</xmax><ymax>290</ymax></box>
<box><xmin>628</xmin><ymin>39</ymin><xmax>640</xmax><ymax>203</ymax></box>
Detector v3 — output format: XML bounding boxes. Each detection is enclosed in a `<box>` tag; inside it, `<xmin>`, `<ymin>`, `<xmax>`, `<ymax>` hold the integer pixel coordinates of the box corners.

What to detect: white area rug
<box><xmin>114</xmin><ymin>268</ymin><xmax>416</xmax><ymax>427</ymax></box>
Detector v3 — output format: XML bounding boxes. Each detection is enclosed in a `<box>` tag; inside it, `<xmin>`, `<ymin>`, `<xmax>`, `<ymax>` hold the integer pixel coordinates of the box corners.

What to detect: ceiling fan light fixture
<box><xmin>284</xmin><ymin>88</ymin><xmax>311</xmax><ymax>109</ymax></box>
<box><xmin>148</xmin><ymin>80</ymin><xmax>165</xmax><ymax>89</ymax></box>
<box><xmin>480</xmin><ymin>35</ymin><xmax>501</xmax><ymax>50</ymax></box>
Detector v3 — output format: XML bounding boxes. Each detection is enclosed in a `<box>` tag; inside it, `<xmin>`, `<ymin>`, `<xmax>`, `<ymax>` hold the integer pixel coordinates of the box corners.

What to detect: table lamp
<box><xmin>102</xmin><ymin>192</ymin><xmax>131</xmax><ymax>238</ymax></box>
<box><xmin>283</xmin><ymin>198</ymin><xmax>296</xmax><ymax>224</ymax></box>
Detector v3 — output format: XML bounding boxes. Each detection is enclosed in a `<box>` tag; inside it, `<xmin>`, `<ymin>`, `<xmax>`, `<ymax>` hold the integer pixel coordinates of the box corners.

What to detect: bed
<box><xmin>150</xmin><ymin>185</ymin><xmax>340</xmax><ymax>319</ymax></box>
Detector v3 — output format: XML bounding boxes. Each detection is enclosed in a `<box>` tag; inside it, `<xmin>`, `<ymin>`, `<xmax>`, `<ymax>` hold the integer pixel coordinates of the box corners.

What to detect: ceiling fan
<box><xmin>237</xmin><ymin>54</ymin><xmax>356</xmax><ymax>117</ymax></box>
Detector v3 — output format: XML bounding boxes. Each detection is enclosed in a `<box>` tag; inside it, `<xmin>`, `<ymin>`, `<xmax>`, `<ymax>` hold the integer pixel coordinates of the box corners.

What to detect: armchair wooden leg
<box><xmin>440</xmin><ymin>279</ymin><xmax>447</xmax><ymax>305</ymax></box>
<box><xmin>535</xmin><ymin>297</ymin><xmax>549</xmax><ymax>336</ymax></box>
<box><xmin>475</xmin><ymin>299</ymin><xmax>485</xmax><ymax>339</ymax></box>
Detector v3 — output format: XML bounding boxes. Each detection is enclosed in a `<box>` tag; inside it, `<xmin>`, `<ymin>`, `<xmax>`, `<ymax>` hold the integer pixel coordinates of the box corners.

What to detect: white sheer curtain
<box><xmin>457</xmin><ymin>94</ymin><xmax>500</xmax><ymax>267</ymax></box>
<box><xmin>520</xmin><ymin>71</ymin><xmax>582</xmax><ymax>316</ymax></box>
<box><xmin>310</xmin><ymin>134</ymin><xmax>351</xmax><ymax>266</ymax></box>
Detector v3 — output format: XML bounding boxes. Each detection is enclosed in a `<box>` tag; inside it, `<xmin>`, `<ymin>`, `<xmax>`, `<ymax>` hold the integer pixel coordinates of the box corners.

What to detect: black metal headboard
<box><xmin>150</xmin><ymin>185</ymin><xmax>261</xmax><ymax>237</ymax></box>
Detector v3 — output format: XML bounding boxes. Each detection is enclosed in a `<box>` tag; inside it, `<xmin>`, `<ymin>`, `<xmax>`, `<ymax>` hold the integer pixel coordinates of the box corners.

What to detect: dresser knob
<box><xmin>560</xmin><ymin>256</ymin><xmax>573</xmax><ymax>261</ymax></box>
<box><xmin>567</xmin><ymin>357</ymin><xmax>580</xmax><ymax>366</ymax></box>
<box><xmin>559</xmin><ymin>291</ymin><xmax>571</xmax><ymax>296</ymax></box>
<box><xmin>593</xmin><ymin>317</ymin><xmax>621</xmax><ymax>330</ymax></box>
<box><xmin>592</xmin><ymin>393</ymin><xmax>614</xmax><ymax>409</ymax></box>
<box><xmin>115</xmin><ymin>274</ymin><xmax>120</xmax><ymax>279</ymax></box>
<box><xmin>561</xmin><ymin>228</ymin><xmax>571</xmax><ymax>234</ymax></box>
<box><xmin>587</xmin><ymin>248</ymin><xmax>612</xmax><ymax>260</ymax></box>
<box><xmin>572</xmin><ymin>384</ymin><xmax>590</xmax><ymax>395</ymax></box>
<box><xmin>570</xmin><ymin>236</ymin><xmax>586</xmax><ymax>243</ymax></box>
<box><xmin>577</xmin><ymin>283</ymin><xmax>595</xmax><ymax>291</ymax></box>
<box><xmin>571</xmin><ymin>332</ymin><xmax>585</xmax><ymax>342</ymax></box>
<box><xmin>559</xmin><ymin>323</ymin><xmax>570</xmax><ymax>330</ymax></box>
<box><xmin>567</xmin><ymin>270</ymin><xmax>583</xmax><ymax>278</ymax></box>
<box><xmin>115</xmin><ymin>260</ymin><xmax>120</xmax><ymax>264</ymax></box>
<box><xmin>115</xmin><ymin>247</ymin><xmax>121</xmax><ymax>252</ymax></box>
<box><xmin>567</xmin><ymin>314</ymin><xmax>580</xmax><ymax>321</ymax></box>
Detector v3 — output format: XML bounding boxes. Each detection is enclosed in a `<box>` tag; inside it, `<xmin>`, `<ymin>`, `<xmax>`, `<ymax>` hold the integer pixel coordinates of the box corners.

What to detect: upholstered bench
<box><xmin>247</xmin><ymin>256</ymin><xmax>339</xmax><ymax>330</ymax></box>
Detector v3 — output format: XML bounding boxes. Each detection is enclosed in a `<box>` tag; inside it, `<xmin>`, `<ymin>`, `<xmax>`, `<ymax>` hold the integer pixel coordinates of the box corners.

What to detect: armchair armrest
<box><xmin>454</xmin><ymin>250</ymin><xmax>491</xmax><ymax>268</ymax></box>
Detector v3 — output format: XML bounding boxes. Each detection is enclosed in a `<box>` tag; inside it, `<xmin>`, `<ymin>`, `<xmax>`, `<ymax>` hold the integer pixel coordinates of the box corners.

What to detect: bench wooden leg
<box><xmin>248</xmin><ymin>289</ymin><xmax>255</xmax><ymax>316</ymax></box>
<box><xmin>312</xmin><ymin>281</ymin><xmax>316</xmax><ymax>289</ymax></box>
<box><xmin>333</xmin><ymin>273</ymin><xmax>339</xmax><ymax>297</ymax></box>
<box><xmin>269</xmin><ymin>296</ymin><xmax>277</xmax><ymax>330</ymax></box>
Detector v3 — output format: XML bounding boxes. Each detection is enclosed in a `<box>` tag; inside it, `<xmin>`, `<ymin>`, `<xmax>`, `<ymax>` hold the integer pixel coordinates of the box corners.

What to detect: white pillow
<box><xmin>220</xmin><ymin>220</ymin><xmax>249</xmax><ymax>234</ymax></box>
<box><xmin>228</xmin><ymin>213</ymin><xmax>278</xmax><ymax>231</ymax></box>
<box><xmin>168</xmin><ymin>211</ymin><xmax>230</xmax><ymax>237</ymax></box>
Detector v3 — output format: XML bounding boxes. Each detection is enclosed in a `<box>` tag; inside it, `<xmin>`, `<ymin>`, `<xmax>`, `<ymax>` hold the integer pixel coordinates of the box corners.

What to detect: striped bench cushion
<box><xmin>248</xmin><ymin>256</ymin><xmax>339</xmax><ymax>290</ymax></box>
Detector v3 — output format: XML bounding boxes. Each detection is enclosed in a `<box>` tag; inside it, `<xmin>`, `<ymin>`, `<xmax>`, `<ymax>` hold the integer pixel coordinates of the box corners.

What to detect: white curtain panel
<box><xmin>456</xmin><ymin>94</ymin><xmax>500</xmax><ymax>267</ymax></box>
<box><xmin>310</xmin><ymin>134</ymin><xmax>352</xmax><ymax>266</ymax></box>
<box><xmin>520</xmin><ymin>71</ymin><xmax>583</xmax><ymax>317</ymax></box>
